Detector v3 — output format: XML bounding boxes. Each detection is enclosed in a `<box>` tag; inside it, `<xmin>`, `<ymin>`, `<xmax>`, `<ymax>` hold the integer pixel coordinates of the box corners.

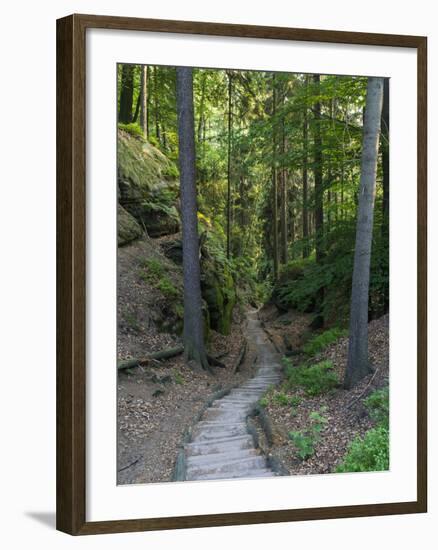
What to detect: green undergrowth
<box><xmin>273</xmin><ymin>219</ymin><xmax>388</xmax><ymax>326</ymax></box>
<box><xmin>289</xmin><ymin>408</ymin><xmax>328</xmax><ymax>460</ymax></box>
<box><xmin>283</xmin><ymin>358</ymin><xmax>339</xmax><ymax>396</ymax></box>
<box><xmin>118</xmin><ymin>127</ymin><xmax>178</xmax><ymax>188</ymax></box>
<box><xmin>303</xmin><ymin>327</ymin><xmax>347</xmax><ymax>356</ymax></box>
<box><xmin>336</xmin><ymin>386</ymin><xmax>389</xmax><ymax>473</ymax></box>
<box><xmin>139</xmin><ymin>258</ymin><xmax>180</xmax><ymax>300</ymax></box>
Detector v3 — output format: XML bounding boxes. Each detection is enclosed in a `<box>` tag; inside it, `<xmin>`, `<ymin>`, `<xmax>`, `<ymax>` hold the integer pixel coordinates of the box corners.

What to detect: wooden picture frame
<box><xmin>56</xmin><ymin>13</ymin><xmax>427</xmax><ymax>535</ymax></box>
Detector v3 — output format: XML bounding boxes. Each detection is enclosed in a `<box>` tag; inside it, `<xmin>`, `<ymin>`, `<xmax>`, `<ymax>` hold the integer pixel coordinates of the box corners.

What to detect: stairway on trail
<box><xmin>184</xmin><ymin>311</ymin><xmax>283</xmax><ymax>481</ymax></box>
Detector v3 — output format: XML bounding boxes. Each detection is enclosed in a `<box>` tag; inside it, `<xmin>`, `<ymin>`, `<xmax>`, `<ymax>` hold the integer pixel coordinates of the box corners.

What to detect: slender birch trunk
<box><xmin>344</xmin><ymin>77</ymin><xmax>384</xmax><ymax>388</ymax></box>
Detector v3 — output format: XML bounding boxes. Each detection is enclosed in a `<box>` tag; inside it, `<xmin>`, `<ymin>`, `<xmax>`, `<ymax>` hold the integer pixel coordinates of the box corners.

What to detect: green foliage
<box><xmin>336</xmin><ymin>425</ymin><xmax>389</xmax><ymax>472</ymax></box>
<box><xmin>364</xmin><ymin>386</ymin><xmax>389</xmax><ymax>428</ymax></box>
<box><xmin>139</xmin><ymin>258</ymin><xmax>164</xmax><ymax>279</ymax></box>
<box><xmin>303</xmin><ymin>327</ymin><xmax>347</xmax><ymax>356</ymax></box>
<box><xmin>259</xmin><ymin>397</ymin><xmax>269</xmax><ymax>408</ymax></box>
<box><xmin>139</xmin><ymin>258</ymin><xmax>180</xmax><ymax>299</ymax></box>
<box><xmin>336</xmin><ymin>387</ymin><xmax>389</xmax><ymax>473</ymax></box>
<box><xmin>273</xmin><ymin>391</ymin><xmax>291</xmax><ymax>406</ymax></box>
<box><xmin>284</xmin><ymin>358</ymin><xmax>339</xmax><ymax>396</ymax></box>
<box><xmin>118</xmin><ymin>129</ymin><xmax>177</xmax><ymax>191</ymax></box>
<box><xmin>117</xmin><ymin>63</ymin><xmax>388</xmax><ymax>340</ymax></box>
<box><xmin>289</xmin><ymin>396</ymin><xmax>302</xmax><ymax>407</ymax></box>
<box><xmin>118</xmin><ymin>122</ymin><xmax>145</xmax><ymax>140</ymax></box>
<box><xmin>124</xmin><ymin>312</ymin><xmax>141</xmax><ymax>332</ymax></box>
<box><xmin>172</xmin><ymin>370</ymin><xmax>184</xmax><ymax>385</ymax></box>
<box><xmin>289</xmin><ymin>408</ymin><xmax>328</xmax><ymax>460</ymax></box>
<box><xmin>156</xmin><ymin>278</ymin><xmax>179</xmax><ymax>299</ymax></box>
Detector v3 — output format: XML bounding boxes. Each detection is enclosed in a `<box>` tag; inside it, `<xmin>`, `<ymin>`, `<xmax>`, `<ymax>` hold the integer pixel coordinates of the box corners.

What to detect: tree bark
<box><xmin>280</xmin><ymin>86</ymin><xmax>288</xmax><ymax>264</ymax></box>
<box><xmin>139</xmin><ymin>65</ymin><xmax>148</xmax><ymax>136</ymax></box>
<box><xmin>381</xmin><ymin>78</ymin><xmax>390</xmax><ymax>225</ymax></box>
<box><xmin>272</xmin><ymin>73</ymin><xmax>279</xmax><ymax>281</ymax></box>
<box><xmin>313</xmin><ymin>74</ymin><xmax>324</xmax><ymax>264</ymax></box>
<box><xmin>176</xmin><ymin>67</ymin><xmax>210</xmax><ymax>370</ymax></box>
<box><xmin>119</xmin><ymin>64</ymin><xmax>134</xmax><ymax>123</ymax></box>
<box><xmin>226</xmin><ymin>72</ymin><xmax>233</xmax><ymax>259</ymax></box>
<box><xmin>146</xmin><ymin>66</ymin><xmax>151</xmax><ymax>139</ymax></box>
<box><xmin>344</xmin><ymin>77</ymin><xmax>384</xmax><ymax>389</ymax></box>
<box><xmin>381</xmin><ymin>78</ymin><xmax>390</xmax><ymax>312</ymax></box>
<box><xmin>154</xmin><ymin>66</ymin><xmax>160</xmax><ymax>143</ymax></box>
<box><xmin>197</xmin><ymin>71</ymin><xmax>207</xmax><ymax>145</ymax></box>
<box><xmin>302</xmin><ymin>76</ymin><xmax>310</xmax><ymax>258</ymax></box>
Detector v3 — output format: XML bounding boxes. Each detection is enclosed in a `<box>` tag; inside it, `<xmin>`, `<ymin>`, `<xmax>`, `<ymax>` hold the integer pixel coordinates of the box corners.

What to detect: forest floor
<box><xmin>117</xmin><ymin>239</ymin><xmax>389</xmax><ymax>483</ymax></box>
<box><xmin>255</xmin><ymin>310</ymin><xmax>389</xmax><ymax>475</ymax></box>
<box><xmin>117</xmin><ymin>238</ymin><xmax>258</xmax><ymax>484</ymax></box>
<box><xmin>117</xmin><ymin>316</ymin><xmax>257</xmax><ymax>484</ymax></box>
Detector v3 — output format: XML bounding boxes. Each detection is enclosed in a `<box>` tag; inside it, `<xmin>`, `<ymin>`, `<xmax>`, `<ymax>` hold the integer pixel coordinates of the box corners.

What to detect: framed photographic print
<box><xmin>56</xmin><ymin>14</ymin><xmax>427</xmax><ymax>535</ymax></box>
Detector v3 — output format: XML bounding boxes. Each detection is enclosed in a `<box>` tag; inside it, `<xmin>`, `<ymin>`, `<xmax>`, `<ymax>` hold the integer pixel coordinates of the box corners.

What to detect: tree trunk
<box><xmin>146</xmin><ymin>66</ymin><xmax>151</xmax><ymax>139</ymax></box>
<box><xmin>272</xmin><ymin>73</ymin><xmax>279</xmax><ymax>281</ymax></box>
<box><xmin>381</xmin><ymin>78</ymin><xmax>390</xmax><ymax>226</ymax></box>
<box><xmin>197</xmin><ymin>71</ymin><xmax>207</xmax><ymax>144</ymax></box>
<box><xmin>313</xmin><ymin>74</ymin><xmax>324</xmax><ymax>264</ymax></box>
<box><xmin>280</xmin><ymin>90</ymin><xmax>288</xmax><ymax>264</ymax></box>
<box><xmin>302</xmin><ymin>76</ymin><xmax>310</xmax><ymax>258</ymax></box>
<box><xmin>313</xmin><ymin>74</ymin><xmax>324</xmax><ymax>321</ymax></box>
<box><xmin>226</xmin><ymin>72</ymin><xmax>233</xmax><ymax>259</ymax></box>
<box><xmin>132</xmin><ymin>77</ymin><xmax>141</xmax><ymax>123</ymax></box>
<box><xmin>139</xmin><ymin>65</ymin><xmax>148</xmax><ymax>136</ymax></box>
<box><xmin>176</xmin><ymin>67</ymin><xmax>210</xmax><ymax>370</ymax></box>
<box><xmin>344</xmin><ymin>77</ymin><xmax>384</xmax><ymax>389</ymax></box>
<box><xmin>154</xmin><ymin>66</ymin><xmax>160</xmax><ymax>143</ymax></box>
<box><xmin>381</xmin><ymin>78</ymin><xmax>390</xmax><ymax>312</ymax></box>
<box><xmin>119</xmin><ymin>64</ymin><xmax>134</xmax><ymax>123</ymax></box>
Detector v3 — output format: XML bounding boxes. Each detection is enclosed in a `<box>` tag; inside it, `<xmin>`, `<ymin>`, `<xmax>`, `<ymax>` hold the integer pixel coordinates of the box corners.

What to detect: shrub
<box><xmin>118</xmin><ymin>122</ymin><xmax>145</xmax><ymax>140</ymax></box>
<box><xmin>259</xmin><ymin>397</ymin><xmax>269</xmax><ymax>408</ymax></box>
<box><xmin>303</xmin><ymin>327</ymin><xmax>347</xmax><ymax>356</ymax></box>
<box><xmin>157</xmin><ymin>278</ymin><xmax>179</xmax><ymax>299</ymax></box>
<box><xmin>336</xmin><ymin>425</ymin><xmax>389</xmax><ymax>472</ymax></box>
<box><xmin>273</xmin><ymin>391</ymin><xmax>290</xmax><ymax>406</ymax></box>
<box><xmin>139</xmin><ymin>258</ymin><xmax>165</xmax><ymax>280</ymax></box>
<box><xmin>284</xmin><ymin>359</ymin><xmax>339</xmax><ymax>396</ymax></box>
<box><xmin>173</xmin><ymin>370</ymin><xmax>184</xmax><ymax>385</ymax></box>
<box><xmin>289</xmin><ymin>396</ymin><xmax>302</xmax><ymax>407</ymax></box>
<box><xmin>139</xmin><ymin>259</ymin><xmax>180</xmax><ymax>299</ymax></box>
<box><xmin>289</xmin><ymin>409</ymin><xmax>328</xmax><ymax>460</ymax></box>
<box><xmin>364</xmin><ymin>386</ymin><xmax>389</xmax><ymax>428</ymax></box>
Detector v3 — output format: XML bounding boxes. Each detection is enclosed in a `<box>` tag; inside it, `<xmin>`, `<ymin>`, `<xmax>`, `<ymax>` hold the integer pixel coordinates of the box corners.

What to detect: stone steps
<box><xmin>182</xmin><ymin>313</ymin><xmax>282</xmax><ymax>482</ymax></box>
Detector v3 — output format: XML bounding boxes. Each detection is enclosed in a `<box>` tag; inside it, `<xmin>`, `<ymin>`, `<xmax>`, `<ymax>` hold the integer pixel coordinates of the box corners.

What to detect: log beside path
<box><xmin>117</xmin><ymin>346</ymin><xmax>184</xmax><ymax>370</ymax></box>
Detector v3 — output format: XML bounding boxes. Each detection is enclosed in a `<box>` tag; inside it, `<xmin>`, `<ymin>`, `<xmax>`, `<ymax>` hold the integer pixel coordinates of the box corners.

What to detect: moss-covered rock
<box><xmin>118</xmin><ymin>204</ymin><xmax>143</xmax><ymax>246</ymax></box>
<box><xmin>201</xmin><ymin>258</ymin><xmax>236</xmax><ymax>336</ymax></box>
<box><xmin>117</xmin><ymin>129</ymin><xmax>180</xmax><ymax>237</ymax></box>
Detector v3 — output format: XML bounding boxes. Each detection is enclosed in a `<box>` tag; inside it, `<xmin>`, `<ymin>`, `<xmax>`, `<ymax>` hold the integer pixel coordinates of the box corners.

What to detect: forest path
<box><xmin>184</xmin><ymin>310</ymin><xmax>282</xmax><ymax>481</ymax></box>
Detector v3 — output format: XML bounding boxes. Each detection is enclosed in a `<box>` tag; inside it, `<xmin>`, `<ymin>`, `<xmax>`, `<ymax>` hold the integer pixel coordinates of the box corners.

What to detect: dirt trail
<box><xmin>183</xmin><ymin>311</ymin><xmax>283</xmax><ymax>481</ymax></box>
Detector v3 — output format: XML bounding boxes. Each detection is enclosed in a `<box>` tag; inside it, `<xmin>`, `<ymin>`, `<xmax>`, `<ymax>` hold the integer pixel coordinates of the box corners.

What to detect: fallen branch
<box><xmin>117</xmin><ymin>457</ymin><xmax>140</xmax><ymax>473</ymax></box>
<box><xmin>118</xmin><ymin>345</ymin><xmax>184</xmax><ymax>371</ymax></box>
<box><xmin>345</xmin><ymin>366</ymin><xmax>380</xmax><ymax>410</ymax></box>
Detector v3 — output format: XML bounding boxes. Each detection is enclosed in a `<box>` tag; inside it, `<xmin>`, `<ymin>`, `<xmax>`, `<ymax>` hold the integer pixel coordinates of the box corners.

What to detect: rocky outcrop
<box><xmin>161</xmin><ymin>235</ymin><xmax>237</xmax><ymax>336</ymax></box>
<box><xmin>117</xmin><ymin>129</ymin><xmax>180</xmax><ymax>239</ymax></box>
<box><xmin>201</xmin><ymin>257</ymin><xmax>236</xmax><ymax>336</ymax></box>
<box><xmin>118</xmin><ymin>204</ymin><xmax>143</xmax><ymax>246</ymax></box>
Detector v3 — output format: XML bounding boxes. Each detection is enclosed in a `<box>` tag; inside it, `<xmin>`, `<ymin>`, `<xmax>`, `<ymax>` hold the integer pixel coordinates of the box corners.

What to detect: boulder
<box><xmin>117</xmin><ymin>129</ymin><xmax>180</xmax><ymax>238</ymax></box>
<box><xmin>118</xmin><ymin>205</ymin><xmax>143</xmax><ymax>246</ymax></box>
